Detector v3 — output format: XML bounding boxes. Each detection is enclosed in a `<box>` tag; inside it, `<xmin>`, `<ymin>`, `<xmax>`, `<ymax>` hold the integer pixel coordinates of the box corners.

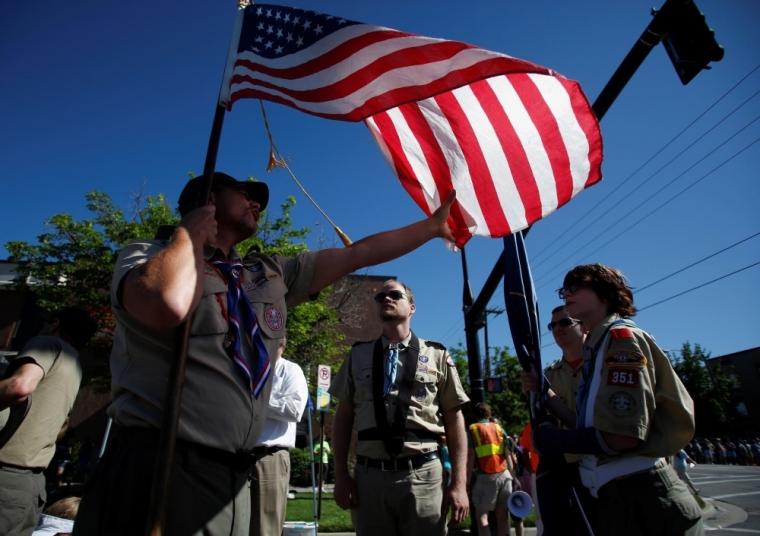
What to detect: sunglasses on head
<box><xmin>374</xmin><ymin>290</ymin><xmax>407</xmax><ymax>303</ymax></box>
<box><xmin>548</xmin><ymin>318</ymin><xmax>582</xmax><ymax>331</ymax></box>
<box><xmin>556</xmin><ymin>281</ymin><xmax>582</xmax><ymax>300</ymax></box>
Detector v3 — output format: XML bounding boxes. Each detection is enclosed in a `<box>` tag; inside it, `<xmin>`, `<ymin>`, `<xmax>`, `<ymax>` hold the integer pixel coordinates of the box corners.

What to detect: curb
<box><xmin>702</xmin><ymin>498</ymin><xmax>749</xmax><ymax>530</ymax></box>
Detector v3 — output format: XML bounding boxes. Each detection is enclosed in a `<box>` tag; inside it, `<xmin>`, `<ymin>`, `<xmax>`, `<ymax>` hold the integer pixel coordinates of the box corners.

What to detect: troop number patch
<box><xmin>265</xmin><ymin>306</ymin><xmax>284</xmax><ymax>331</ymax></box>
<box><xmin>607</xmin><ymin>369</ymin><xmax>639</xmax><ymax>387</ymax></box>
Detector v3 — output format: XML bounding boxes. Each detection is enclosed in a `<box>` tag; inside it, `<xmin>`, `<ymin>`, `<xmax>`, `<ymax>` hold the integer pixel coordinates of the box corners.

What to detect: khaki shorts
<box><xmin>472</xmin><ymin>470</ymin><xmax>512</xmax><ymax>512</ymax></box>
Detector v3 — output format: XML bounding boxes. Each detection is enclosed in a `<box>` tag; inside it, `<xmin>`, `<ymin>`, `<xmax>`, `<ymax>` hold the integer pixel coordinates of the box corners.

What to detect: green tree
<box><xmin>6</xmin><ymin>180</ymin><xmax>347</xmax><ymax>388</ymax></box>
<box><xmin>670</xmin><ymin>342</ymin><xmax>736</xmax><ymax>436</ymax></box>
<box><xmin>451</xmin><ymin>344</ymin><xmax>529</xmax><ymax>434</ymax></box>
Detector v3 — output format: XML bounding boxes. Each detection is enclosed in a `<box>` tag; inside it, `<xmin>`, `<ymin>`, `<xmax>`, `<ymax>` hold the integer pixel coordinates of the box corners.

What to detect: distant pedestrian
<box><xmin>313</xmin><ymin>435</ymin><xmax>331</xmax><ymax>493</ymax></box>
<box><xmin>673</xmin><ymin>449</ymin><xmax>700</xmax><ymax>495</ymax></box>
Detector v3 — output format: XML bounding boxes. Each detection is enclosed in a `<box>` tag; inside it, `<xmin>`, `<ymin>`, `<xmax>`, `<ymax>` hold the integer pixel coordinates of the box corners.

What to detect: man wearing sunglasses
<box><xmin>330</xmin><ymin>280</ymin><xmax>470</xmax><ymax>536</ymax></box>
<box><xmin>521</xmin><ymin>306</ymin><xmax>597</xmax><ymax>535</ymax></box>
<box><xmin>74</xmin><ymin>173</ymin><xmax>458</xmax><ymax>536</ymax></box>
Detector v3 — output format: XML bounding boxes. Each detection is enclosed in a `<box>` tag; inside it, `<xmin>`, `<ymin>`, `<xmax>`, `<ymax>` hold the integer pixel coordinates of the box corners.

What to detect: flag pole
<box><xmin>144</xmin><ymin>104</ymin><xmax>228</xmax><ymax>536</ymax></box>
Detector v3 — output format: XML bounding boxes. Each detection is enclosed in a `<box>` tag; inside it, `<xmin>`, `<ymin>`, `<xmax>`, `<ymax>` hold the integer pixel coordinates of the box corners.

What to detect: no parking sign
<box><xmin>316</xmin><ymin>364</ymin><xmax>331</xmax><ymax>412</ymax></box>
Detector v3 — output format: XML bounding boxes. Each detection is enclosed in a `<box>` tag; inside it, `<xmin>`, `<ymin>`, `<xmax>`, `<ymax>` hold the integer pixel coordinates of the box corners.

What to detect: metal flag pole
<box><xmin>305</xmin><ymin>396</ymin><xmax>319</xmax><ymax>531</ymax></box>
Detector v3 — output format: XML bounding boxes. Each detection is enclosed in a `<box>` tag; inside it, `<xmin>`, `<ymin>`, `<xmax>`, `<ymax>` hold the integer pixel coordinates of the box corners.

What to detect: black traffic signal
<box><xmin>662</xmin><ymin>0</ymin><xmax>724</xmax><ymax>85</ymax></box>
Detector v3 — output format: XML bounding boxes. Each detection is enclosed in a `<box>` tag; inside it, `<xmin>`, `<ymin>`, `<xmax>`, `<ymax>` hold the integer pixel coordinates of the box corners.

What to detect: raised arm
<box><xmin>307</xmin><ymin>191</ymin><xmax>457</xmax><ymax>295</ymax></box>
<box><xmin>121</xmin><ymin>206</ymin><xmax>217</xmax><ymax>330</ymax></box>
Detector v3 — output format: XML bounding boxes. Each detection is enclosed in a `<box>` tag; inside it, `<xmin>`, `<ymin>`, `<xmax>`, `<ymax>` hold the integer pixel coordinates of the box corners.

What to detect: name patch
<box><xmin>607</xmin><ymin>369</ymin><xmax>639</xmax><ymax>387</ymax></box>
<box><xmin>604</xmin><ymin>350</ymin><xmax>646</xmax><ymax>369</ymax></box>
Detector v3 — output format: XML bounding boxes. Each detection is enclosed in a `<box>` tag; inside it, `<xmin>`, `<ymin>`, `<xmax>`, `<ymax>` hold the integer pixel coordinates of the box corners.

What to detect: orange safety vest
<box><xmin>469</xmin><ymin>422</ymin><xmax>507</xmax><ymax>474</ymax></box>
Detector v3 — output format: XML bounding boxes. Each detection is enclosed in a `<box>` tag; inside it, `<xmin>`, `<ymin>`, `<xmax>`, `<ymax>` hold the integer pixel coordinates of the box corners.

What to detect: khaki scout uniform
<box><xmin>545</xmin><ymin>357</ymin><xmax>582</xmax><ymax>463</ymax></box>
<box><xmin>0</xmin><ymin>336</ymin><xmax>82</xmax><ymax>536</ymax></box>
<box><xmin>329</xmin><ymin>333</ymin><xmax>469</xmax><ymax>536</ymax></box>
<box><xmin>74</xmin><ymin>240</ymin><xmax>317</xmax><ymax>536</ymax></box>
<box><xmin>578</xmin><ymin>314</ymin><xmax>702</xmax><ymax>535</ymax></box>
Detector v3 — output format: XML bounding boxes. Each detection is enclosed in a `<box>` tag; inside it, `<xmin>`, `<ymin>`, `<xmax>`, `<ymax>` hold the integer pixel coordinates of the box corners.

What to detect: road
<box><xmin>690</xmin><ymin>464</ymin><xmax>760</xmax><ymax>534</ymax></box>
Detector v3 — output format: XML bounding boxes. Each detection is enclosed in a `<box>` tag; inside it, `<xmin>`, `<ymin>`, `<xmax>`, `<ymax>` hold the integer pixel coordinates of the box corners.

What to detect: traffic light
<box><xmin>662</xmin><ymin>0</ymin><xmax>724</xmax><ymax>85</ymax></box>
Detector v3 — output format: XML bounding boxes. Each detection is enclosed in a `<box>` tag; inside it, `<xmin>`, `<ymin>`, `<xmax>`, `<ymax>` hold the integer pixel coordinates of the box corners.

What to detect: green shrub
<box><xmin>289</xmin><ymin>448</ymin><xmax>314</xmax><ymax>487</ymax></box>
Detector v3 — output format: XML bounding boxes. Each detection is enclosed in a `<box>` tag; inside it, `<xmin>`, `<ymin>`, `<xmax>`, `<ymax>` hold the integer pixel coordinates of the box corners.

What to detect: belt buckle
<box><xmin>382</xmin><ymin>458</ymin><xmax>399</xmax><ymax>471</ymax></box>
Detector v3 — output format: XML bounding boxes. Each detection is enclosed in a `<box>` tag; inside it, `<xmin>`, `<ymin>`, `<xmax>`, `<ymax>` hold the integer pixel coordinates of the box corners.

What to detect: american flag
<box><xmin>220</xmin><ymin>5</ymin><xmax>602</xmax><ymax>247</ymax></box>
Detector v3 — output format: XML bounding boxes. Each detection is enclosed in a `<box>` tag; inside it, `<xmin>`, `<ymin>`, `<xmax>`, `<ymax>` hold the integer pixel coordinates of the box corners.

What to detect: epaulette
<box><xmin>351</xmin><ymin>339</ymin><xmax>375</xmax><ymax>348</ymax></box>
<box><xmin>424</xmin><ymin>340</ymin><xmax>447</xmax><ymax>351</ymax></box>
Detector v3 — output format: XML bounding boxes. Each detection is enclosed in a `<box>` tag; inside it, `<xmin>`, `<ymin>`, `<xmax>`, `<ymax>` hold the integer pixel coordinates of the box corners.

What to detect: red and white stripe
<box><xmin>365</xmin><ymin>73</ymin><xmax>602</xmax><ymax>248</ymax></box>
<box><xmin>224</xmin><ymin>21</ymin><xmax>553</xmax><ymax>121</ymax></box>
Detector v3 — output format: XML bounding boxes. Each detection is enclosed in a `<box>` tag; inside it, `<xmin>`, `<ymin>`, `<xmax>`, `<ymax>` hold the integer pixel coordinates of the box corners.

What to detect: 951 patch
<box><xmin>607</xmin><ymin>369</ymin><xmax>639</xmax><ymax>387</ymax></box>
<box><xmin>604</xmin><ymin>350</ymin><xmax>647</xmax><ymax>369</ymax></box>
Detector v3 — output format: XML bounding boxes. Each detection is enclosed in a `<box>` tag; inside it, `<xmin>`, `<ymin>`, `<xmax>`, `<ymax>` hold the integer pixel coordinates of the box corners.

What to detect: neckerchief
<box><xmin>209</xmin><ymin>250</ymin><xmax>270</xmax><ymax>399</ymax></box>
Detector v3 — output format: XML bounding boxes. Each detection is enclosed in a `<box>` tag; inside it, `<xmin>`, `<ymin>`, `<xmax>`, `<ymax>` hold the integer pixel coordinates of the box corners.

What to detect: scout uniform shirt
<box><xmin>0</xmin><ymin>336</ymin><xmax>82</xmax><ymax>468</ymax></box>
<box><xmin>109</xmin><ymin>240</ymin><xmax>317</xmax><ymax>454</ymax></box>
<box><xmin>545</xmin><ymin>357</ymin><xmax>582</xmax><ymax>463</ymax></box>
<box><xmin>329</xmin><ymin>333</ymin><xmax>469</xmax><ymax>460</ymax></box>
<box><xmin>581</xmin><ymin>313</ymin><xmax>695</xmax><ymax>465</ymax></box>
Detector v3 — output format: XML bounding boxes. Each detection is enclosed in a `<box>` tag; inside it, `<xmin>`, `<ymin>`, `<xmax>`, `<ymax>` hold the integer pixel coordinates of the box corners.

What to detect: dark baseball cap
<box><xmin>178</xmin><ymin>172</ymin><xmax>269</xmax><ymax>216</ymax></box>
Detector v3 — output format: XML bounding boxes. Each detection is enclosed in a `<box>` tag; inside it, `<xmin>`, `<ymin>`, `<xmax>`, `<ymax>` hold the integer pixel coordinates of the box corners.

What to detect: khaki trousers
<box><xmin>250</xmin><ymin>449</ymin><xmax>290</xmax><ymax>536</ymax></box>
<box><xmin>351</xmin><ymin>459</ymin><xmax>445</xmax><ymax>536</ymax></box>
<box><xmin>0</xmin><ymin>466</ymin><xmax>46</xmax><ymax>536</ymax></box>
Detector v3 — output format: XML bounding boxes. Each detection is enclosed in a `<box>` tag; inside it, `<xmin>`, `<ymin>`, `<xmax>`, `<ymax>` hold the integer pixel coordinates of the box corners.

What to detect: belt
<box><xmin>356</xmin><ymin>451</ymin><xmax>440</xmax><ymax>471</ymax></box>
<box><xmin>120</xmin><ymin>427</ymin><xmax>257</xmax><ymax>471</ymax></box>
<box><xmin>253</xmin><ymin>445</ymin><xmax>288</xmax><ymax>456</ymax></box>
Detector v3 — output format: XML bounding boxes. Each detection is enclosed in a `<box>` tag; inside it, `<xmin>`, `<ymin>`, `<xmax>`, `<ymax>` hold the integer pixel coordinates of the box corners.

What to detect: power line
<box><xmin>531</xmin><ymin>63</ymin><xmax>760</xmax><ymax>264</ymax></box>
<box><xmin>535</xmin><ymin>127</ymin><xmax>760</xmax><ymax>288</ymax></box>
<box><xmin>637</xmin><ymin>261</ymin><xmax>760</xmax><ymax>313</ymax></box>
<box><xmin>532</xmin><ymin>89</ymin><xmax>760</xmax><ymax>271</ymax></box>
<box><xmin>635</xmin><ymin>231</ymin><xmax>760</xmax><ymax>294</ymax></box>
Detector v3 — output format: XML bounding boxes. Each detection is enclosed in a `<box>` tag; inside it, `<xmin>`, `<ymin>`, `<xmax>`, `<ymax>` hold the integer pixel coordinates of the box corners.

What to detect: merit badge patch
<box><xmin>265</xmin><ymin>306</ymin><xmax>284</xmax><ymax>331</ymax></box>
<box><xmin>418</xmin><ymin>355</ymin><xmax>429</xmax><ymax>363</ymax></box>
<box><xmin>608</xmin><ymin>391</ymin><xmax>637</xmax><ymax>416</ymax></box>
<box><xmin>607</xmin><ymin>369</ymin><xmax>640</xmax><ymax>387</ymax></box>
<box><xmin>413</xmin><ymin>385</ymin><xmax>427</xmax><ymax>402</ymax></box>
<box><xmin>604</xmin><ymin>350</ymin><xmax>647</xmax><ymax>369</ymax></box>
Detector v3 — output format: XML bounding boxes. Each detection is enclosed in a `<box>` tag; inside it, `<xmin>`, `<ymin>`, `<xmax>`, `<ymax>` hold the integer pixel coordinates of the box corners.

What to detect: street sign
<box><xmin>316</xmin><ymin>364</ymin><xmax>331</xmax><ymax>412</ymax></box>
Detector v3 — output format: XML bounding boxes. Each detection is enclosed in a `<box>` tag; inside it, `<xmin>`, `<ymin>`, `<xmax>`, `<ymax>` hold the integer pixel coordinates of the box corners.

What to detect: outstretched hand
<box><xmin>431</xmin><ymin>190</ymin><xmax>457</xmax><ymax>242</ymax></box>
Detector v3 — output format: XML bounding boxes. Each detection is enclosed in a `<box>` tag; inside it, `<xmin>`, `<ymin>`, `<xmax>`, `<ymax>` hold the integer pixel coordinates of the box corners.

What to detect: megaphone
<box><xmin>507</xmin><ymin>490</ymin><xmax>533</xmax><ymax>518</ymax></box>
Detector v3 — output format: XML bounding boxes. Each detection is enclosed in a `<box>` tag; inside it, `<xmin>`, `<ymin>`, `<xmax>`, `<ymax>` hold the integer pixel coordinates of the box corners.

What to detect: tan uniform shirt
<box><xmin>585</xmin><ymin>314</ymin><xmax>695</xmax><ymax>465</ymax></box>
<box><xmin>545</xmin><ymin>357</ymin><xmax>582</xmax><ymax>463</ymax></box>
<box><xmin>329</xmin><ymin>333</ymin><xmax>469</xmax><ymax>459</ymax></box>
<box><xmin>0</xmin><ymin>336</ymin><xmax>82</xmax><ymax>468</ymax></box>
<box><xmin>108</xmin><ymin>240</ymin><xmax>317</xmax><ymax>453</ymax></box>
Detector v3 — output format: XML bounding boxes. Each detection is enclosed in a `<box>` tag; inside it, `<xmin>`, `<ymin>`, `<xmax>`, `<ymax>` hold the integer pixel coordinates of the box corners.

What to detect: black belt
<box><xmin>253</xmin><ymin>445</ymin><xmax>288</xmax><ymax>456</ymax></box>
<box><xmin>356</xmin><ymin>451</ymin><xmax>440</xmax><ymax>471</ymax></box>
<box><xmin>121</xmin><ymin>427</ymin><xmax>257</xmax><ymax>471</ymax></box>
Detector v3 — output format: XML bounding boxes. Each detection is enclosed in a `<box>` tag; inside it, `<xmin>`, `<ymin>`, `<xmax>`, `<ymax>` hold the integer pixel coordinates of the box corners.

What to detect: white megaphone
<box><xmin>507</xmin><ymin>490</ymin><xmax>534</xmax><ymax>518</ymax></box>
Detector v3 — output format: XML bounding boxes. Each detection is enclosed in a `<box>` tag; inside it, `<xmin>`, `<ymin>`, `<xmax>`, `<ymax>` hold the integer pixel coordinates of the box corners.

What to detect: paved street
<box><xmin>691</xmin><ymin>464</ymin><xmax>760</xmax><ymax>534</ymax></box>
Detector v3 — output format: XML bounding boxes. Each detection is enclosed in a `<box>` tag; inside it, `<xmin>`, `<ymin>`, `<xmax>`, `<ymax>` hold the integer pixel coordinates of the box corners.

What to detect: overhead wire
<box><xmin>534</xmin><ymin>122</ymin><xmax>760</xmax><ymax>288</ymax></box>
<box><xmin>530</xmin><ymin>63</ymin><xmax>760</xmax><ymax>264</ymax></box>
<box><xmin>532</xmin><ymin>88</ymin><xmax>760</xmax><ymax>272</ymax></box>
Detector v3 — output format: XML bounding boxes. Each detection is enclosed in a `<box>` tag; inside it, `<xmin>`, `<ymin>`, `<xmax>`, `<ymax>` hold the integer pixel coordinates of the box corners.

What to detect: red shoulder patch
<box><xmin>610</xmin><ymin>328</ymin><xmax>633</xmax><ymax>339</ymax></box>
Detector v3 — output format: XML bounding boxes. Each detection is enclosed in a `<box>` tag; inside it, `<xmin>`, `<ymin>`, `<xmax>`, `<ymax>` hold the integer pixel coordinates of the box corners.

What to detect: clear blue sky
<box><xmin>1</xmin><ymin>1</ymin><xmax>758</xmax><ymax>362</ymax></box>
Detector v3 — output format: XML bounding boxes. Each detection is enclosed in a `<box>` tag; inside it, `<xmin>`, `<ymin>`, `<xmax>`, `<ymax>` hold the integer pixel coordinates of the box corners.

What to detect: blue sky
<box><xmin>1</xmin><ymin>1</ymin><xmax>758</xmax><ymax>363</ymax></box>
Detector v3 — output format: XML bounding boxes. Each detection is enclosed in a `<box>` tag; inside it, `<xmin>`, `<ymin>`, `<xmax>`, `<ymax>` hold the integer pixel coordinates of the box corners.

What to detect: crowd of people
<box><xmin>0</xmin><ymin>171</ymin><xmax>755</xmax><ymax>536</ymax></box>
<box><xmin>687</xmin><ymin>437</ymin><xmax>760</xmax><ymax>466</ymax></box>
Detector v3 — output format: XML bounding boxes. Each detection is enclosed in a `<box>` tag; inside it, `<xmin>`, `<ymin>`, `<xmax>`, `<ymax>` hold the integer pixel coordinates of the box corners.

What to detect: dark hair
<box><xmin>551</xmin><ymin>305</ymin><xmax>567</xmax><ymax>315</ymax></box>
<box><xmin>382</xmin><ymin>279</ymin><xmax>415</xmax><ymax>305</ymax></box>
<box><xmin>562</xmin><ymin>264</ymin><xmax>637</xmax><ymax>318</ymax></box>
<box><xmin>473</xmin><ymin>402</ymin><xmax>492</xmax><ymax>421</ymax></box>
<box><xmin>52</xmin><ymin>306</ymin><xmax>98</xmax><ymax>350</ymax></box>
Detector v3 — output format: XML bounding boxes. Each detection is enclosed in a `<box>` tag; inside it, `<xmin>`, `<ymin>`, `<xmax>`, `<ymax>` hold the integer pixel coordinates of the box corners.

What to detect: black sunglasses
<box><xmin>556</xmin><ymin>281</ymin><xmax>582</xmax><ymax>300</ymax></box>
<box><xmin>374</xmin><ymin>290</ymin><xmax>408</xmax><ymax>303</ymax></box>
<box><xmin>548</xmin><ymin>317</ymin><xmax>582</xmax><ymax>331</ymax></box>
